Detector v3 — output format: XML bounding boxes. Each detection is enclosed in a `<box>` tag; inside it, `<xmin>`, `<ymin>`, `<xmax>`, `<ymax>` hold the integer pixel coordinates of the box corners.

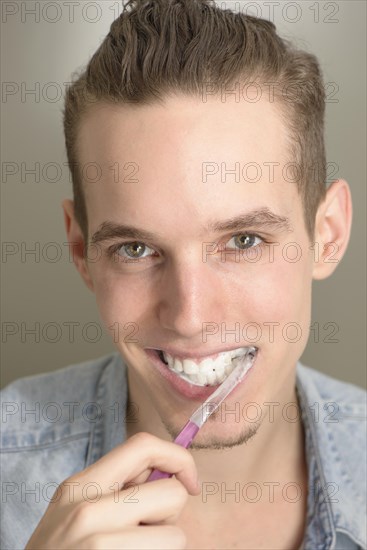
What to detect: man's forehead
<box><xmin>77</xmin><ymin>96</ymin><xmax>293</xmax><ymax>228</ymax></box>
<box><xmin>77</xmin><ymin>94</ymin><xmax>301</xmax><ymax>241</ymax></box>
<box><xmin>77</xmin><ymin>93</ymin><xmax>290</xmax><ymax>166</ymax></box>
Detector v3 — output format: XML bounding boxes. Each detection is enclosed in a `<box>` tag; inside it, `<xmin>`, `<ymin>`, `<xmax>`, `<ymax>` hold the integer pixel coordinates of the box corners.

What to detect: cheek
<box><xmin>92</xmin><ymin>270</ymin><xmax>154</xmax><ymax>337</ymax></box>
<box><xmin>233</xmin><ymin>250</ymin><xmax>313</xmax><ymax>344</ymax></box>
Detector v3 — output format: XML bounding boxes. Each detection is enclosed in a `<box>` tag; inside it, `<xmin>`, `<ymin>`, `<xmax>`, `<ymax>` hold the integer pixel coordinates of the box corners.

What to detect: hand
<box><xmin>25</xmin><ymin>432</ymin><xmax>200</xmax><ymax>549</ymax></box>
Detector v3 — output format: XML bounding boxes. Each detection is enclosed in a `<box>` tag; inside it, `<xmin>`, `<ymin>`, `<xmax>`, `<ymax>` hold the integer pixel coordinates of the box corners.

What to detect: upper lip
<box><xmin>146</xmin><ymin>345</ymin><xmax>257</xmax><ymax>361</ymax></box>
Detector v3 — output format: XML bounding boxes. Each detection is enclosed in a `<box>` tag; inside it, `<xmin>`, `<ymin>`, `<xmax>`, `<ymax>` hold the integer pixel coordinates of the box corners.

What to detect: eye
<box><xmin>226</xmin><ymin>233</ymin><xmax>263</xmax><ymax>250</ymax></box>
<box><xmin>112</xmin><ymin>241</ymin><xmax>156</xmax><ymax>261</ymax></box>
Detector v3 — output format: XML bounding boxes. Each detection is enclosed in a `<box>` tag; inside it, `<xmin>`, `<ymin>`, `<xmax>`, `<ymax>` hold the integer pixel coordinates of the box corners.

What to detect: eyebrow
<box><xmin>90</xmin><ymin>207</ymin><xmax>292</xmax><ymax>246</ymax></box>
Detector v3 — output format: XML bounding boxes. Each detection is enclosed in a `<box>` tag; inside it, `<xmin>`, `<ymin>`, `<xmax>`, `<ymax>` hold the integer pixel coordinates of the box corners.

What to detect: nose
<box><xmin>156</xmin><ymin>256</ymin><xmax>225</xmax><ymax>340</ymax></box>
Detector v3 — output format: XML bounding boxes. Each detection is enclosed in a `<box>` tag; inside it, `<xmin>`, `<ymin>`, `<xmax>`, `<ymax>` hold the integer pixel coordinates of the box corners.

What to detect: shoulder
<box><xmin>0</xmin><ymin>351</ymin><xmax>121</xmax><ymax>450</ymax></box>
<box><xmin>296</xmin><ymin>363</ymin><xmax>366</xmax><ymax>550</ymax></box>
<box><xmin>296</xmin><ymin>362</ymin><xmax>366</xmax><ymax>455</ymax></box>
<box><xmin>1</xmin><ymin>351</ymin><xmax>119</xmax><ymax>400</ymax></box>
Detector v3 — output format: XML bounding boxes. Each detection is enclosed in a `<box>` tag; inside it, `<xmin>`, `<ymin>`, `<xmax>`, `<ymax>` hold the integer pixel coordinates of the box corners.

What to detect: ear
<box><xmin>312</xmin><ymin>178</ymin><xmax>352</xmax><ymax>280</ymax></box>
<box><xmin>61</xmin><ymin>199</ymin><xmax>94</xmax><ymax>292</ymax></box>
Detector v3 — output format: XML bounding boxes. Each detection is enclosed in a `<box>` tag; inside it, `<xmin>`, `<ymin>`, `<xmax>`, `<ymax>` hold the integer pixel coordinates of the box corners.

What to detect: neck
<box><xmin>125</xmin><ymin>370</ymin><xmax>307</xmax><ymax>493</ymax></box>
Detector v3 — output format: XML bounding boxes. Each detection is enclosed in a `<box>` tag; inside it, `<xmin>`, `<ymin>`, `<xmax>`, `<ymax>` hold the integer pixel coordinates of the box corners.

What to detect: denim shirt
<box><xmin>1</xmin><ymin>352</ymin><xmax>366</xmax><ymax>550</ymax></box>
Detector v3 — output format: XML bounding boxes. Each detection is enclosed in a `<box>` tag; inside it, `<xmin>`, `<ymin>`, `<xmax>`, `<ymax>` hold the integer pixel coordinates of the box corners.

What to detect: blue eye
<box><xmin>227</xmin><ymin>234</ymin><xmax>263</xmax><ymax>250</ymax></box>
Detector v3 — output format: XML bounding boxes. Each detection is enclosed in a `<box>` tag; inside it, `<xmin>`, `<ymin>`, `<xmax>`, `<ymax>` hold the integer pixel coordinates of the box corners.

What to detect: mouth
<box><xmin>151</xmin><ymin>346</ymin><xmax>258</xmax><ymax>387</ymax></box>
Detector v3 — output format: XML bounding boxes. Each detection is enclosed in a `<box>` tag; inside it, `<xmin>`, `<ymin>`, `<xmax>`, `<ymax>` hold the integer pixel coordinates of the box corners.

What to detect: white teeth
<box><xmin>182</xmin><ymin>359</ymin><xmax>199</xmax><ymax>375</ymax></box>
<box><xmin>214</xmin><ymin>364</ymin><xmax>225</xmax><ymax>380</ymax></box>
<box><xmin>198</xmin><ymin>358</ymin><xmax>214</xmax><ymax>373</ymax></box>
<box><xmin>197</xmin><ymin>371</ymin><xmax>208</xmax><ymax>385</ymax></box>
<box><xmin>174</xmin><ymin>361</ymin><xmax>183</xmax><ymax>372</ymax></box>
<box><xmin>205</xmin><ymin>370</ymin><xmax>217</xmax><ymax>386</ymax></box>
<box><xmin>161</xmin><ymin>347</ymin><xmax>256</xmax><ymax>387</ymax></box>
<box><xmin>163</xmin><ymin>347</ymin><xmax>248</xmax><ymax>371</ymax></box>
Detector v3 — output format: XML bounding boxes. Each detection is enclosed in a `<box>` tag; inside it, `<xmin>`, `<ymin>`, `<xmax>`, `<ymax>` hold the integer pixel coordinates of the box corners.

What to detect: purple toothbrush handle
<box><xmin>146</xmin><ymin>421</ymin><xmax>200</xmax><ymax>481</ymax></box>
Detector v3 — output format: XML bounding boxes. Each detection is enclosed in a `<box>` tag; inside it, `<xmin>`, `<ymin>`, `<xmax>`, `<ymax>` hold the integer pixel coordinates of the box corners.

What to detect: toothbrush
<box><xmin>146</xmin><ymin>346</ymin><xmax>257</xmax><ymax>481</ymax></box>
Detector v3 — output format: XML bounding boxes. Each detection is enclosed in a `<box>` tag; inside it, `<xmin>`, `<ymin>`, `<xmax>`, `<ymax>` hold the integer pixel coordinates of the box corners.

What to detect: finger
<box><xmin>63</xmin><ymin>432</ymin><xmax>199</xmax><ymax>498</ymax></box>
<box><xmin>67</xmin><ymin>478</ymin><xmax>189</xmax><ymax>536</ymax></box>
<box><xmin>124</xmin><ymin>478</ymin><xmax>189</xmax><ymax>525</ymax></box>
<box><xmin>78</xmin><ymin>524</ymin><xmax>187</xmax><ymax>550</ymax></box>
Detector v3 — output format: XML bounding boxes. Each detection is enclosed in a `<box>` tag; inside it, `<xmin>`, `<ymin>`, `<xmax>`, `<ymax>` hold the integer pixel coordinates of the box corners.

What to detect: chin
<box><xmin>161</xmin><ymin>409</ymin><xmax>263</xmax><ymax>451</ymax></box>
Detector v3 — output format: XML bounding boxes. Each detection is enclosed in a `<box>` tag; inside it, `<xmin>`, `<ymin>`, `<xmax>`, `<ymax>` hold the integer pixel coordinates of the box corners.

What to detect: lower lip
<box><xmin>144</xmin><ymin>348</ymin><xmax>257</xmax><ymax>401</ymax></box>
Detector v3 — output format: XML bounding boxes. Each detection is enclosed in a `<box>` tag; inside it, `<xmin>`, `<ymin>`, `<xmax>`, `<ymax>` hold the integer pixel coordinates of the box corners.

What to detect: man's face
<box><xmin>76</xmin><ymin>94</ymin><xmax>314</xmax><ymax>448</ymax></box>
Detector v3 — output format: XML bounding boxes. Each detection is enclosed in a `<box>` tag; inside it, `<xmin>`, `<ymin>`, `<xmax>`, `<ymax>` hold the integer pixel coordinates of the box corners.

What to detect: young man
<box><xmin>1</xmin><ymin>1</ymin><xmax>366</xmax><ymax>549</ymax></box>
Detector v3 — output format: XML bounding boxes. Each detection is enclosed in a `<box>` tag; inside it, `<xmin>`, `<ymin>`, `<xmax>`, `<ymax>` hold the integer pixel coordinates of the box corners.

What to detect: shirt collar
<box><xmin>85</xmin><ymin>352</ymin><xmax>127</xmax><ymax>467</ymax></box>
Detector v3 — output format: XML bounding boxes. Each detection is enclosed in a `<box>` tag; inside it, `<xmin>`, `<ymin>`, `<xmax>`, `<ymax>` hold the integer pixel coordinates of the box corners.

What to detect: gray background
<box><xmin>1</xmin><ymin>1</ymin><xmax>366</xmax><ymax>389</ymax></box>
